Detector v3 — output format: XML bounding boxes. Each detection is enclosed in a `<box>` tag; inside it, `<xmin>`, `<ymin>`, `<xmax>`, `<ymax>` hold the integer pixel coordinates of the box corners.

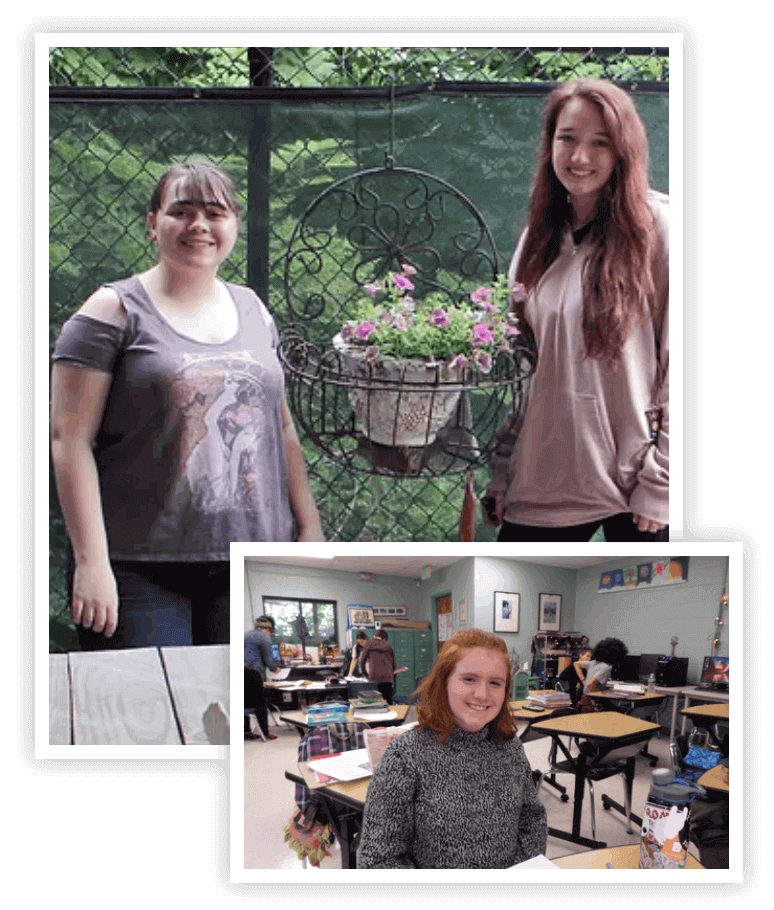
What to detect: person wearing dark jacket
<box><xmin>359</xmin><ymin>629</ymin><xmax>396</xmax><ymax>703</ymax></box>
<box><xmin>244</xmin><ymin>614</ymin><xmax>280</xmax><ymax>739</ymax></box>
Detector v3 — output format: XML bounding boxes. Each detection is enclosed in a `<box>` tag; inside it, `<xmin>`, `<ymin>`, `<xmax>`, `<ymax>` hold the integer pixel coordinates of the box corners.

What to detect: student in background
<box><xmin>557</xmin><ymin>646</ymin><xmax>592</xmax><ymax>707</ymax></box>
<box><xmin>578</xmin><ymin>637</ymin><xmax>629</xmax><ymax>711</ymax></box>
<box><xmin>341</xmin><ymin>630</ymin><xmax>369</xmax><ymax>678</ymax></box>
<box><xmin>358</xmin><ymin>629</ymin><xmax>547</xmax><ymax>868</ymax></box>
<box><xmin>359</xmin><ymin>628</ymin><xmax>397</xmax><ymax>703</ymax></box>
<box><xmin>244</xmin><ymin>615</ymin><xmax>279</xmax><ymax>740</ymax></box>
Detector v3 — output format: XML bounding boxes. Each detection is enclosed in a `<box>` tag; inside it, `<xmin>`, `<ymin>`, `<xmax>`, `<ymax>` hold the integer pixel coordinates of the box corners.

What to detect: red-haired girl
<box><xmin>357</xmin><ymin>629</ymin><xmax>546</xmax><ymax>868</ymax></box>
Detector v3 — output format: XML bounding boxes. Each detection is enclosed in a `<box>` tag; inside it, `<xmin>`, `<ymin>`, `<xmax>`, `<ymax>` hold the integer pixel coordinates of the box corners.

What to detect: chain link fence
<box><xmin>49</xmin><ymin>46</ymin><xmax>669</xmax><ymax>649</ymax></box>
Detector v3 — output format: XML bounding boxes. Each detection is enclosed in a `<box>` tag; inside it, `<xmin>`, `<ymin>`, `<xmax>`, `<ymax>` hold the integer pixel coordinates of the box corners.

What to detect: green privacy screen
<box><xmin>50</xmin><ymin>87</ymin><xmax>669</xmax><ymax>577</ymax></box>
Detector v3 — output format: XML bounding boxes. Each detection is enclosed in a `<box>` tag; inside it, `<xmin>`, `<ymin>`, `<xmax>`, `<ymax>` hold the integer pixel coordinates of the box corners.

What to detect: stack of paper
<box><xmin>527</xmin><ymin>691</ymin><xmax>572</xmax><ymax>707</ymax></box>
<box><xmin>307</xmin><ymin>748</ymin><xmax>373</xmax><ymax>782</ymax></box>
<box><xmin>611</xmin><ymin>683</ymin><xmax>646</xmax><ymax>696</ymax></box>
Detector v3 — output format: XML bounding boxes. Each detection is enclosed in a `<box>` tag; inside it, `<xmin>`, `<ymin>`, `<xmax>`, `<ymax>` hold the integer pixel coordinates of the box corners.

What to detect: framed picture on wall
<box><xmin>538</xmin><ymin>593</ymin><xmax>561</xmax><ymax>632</ymax></box>
<box><xmin>347</xmin><ymin>605</ymin><xmax>376</xmax><ymax>628</ymax></box>
<box><xmin>493</xmin><ymin>592</ymin><xmax>519</xmax><ymax>633</ymax></box>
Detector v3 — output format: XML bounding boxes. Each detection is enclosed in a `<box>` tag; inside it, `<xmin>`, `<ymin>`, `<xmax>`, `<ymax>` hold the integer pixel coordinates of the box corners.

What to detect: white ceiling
<box><xmin>244</xmin><ymin>554</ymin><xmax>611</xmax><ymax>579</ymax></box>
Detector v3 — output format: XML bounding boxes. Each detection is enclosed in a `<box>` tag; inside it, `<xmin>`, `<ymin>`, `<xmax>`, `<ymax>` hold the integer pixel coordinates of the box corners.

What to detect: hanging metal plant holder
<box><xmin>281</xmin><ymin>161</ymin><xmax>536</xmax><ymax>477</ymax></box>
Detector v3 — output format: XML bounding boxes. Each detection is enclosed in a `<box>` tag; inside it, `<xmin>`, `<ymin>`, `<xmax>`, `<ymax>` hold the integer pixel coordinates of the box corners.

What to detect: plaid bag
<box><xmin>284</xmin><ymin>722</ymin><xmax>369</xmax><ymax>867</ymax></box>
<box><xmin>294</xmin><ymin>722</ymin><xmax>369</xmax><ymax>813</ymax></box>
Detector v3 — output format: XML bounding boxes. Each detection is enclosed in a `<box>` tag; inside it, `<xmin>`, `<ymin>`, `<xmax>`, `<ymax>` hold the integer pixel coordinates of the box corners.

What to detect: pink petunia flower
<box><xmin>474</xmin><ymin>350</ymin><xmax>493</xmax><ymax>373</ymax></box>
<box><xmin>449</xmin><ymin>354</ymin><xmax>469</xmax><ymax>369</ymax></box>
<box><xmin>470</xmin><ymin>286</ymin><xmax>493</xmax><ymax>305</ymax></box>
<box><xmin>471</xmin><ymin>323</ymin><xmax>495</xmax><ymax>345</ymax></box>
<box><xmin>429</xmin><ymin>307</ymin><xmax>450</xmax><ymax>328</ymax></box>
<box><xmin>364</xmin><ymin>281</ymin><xmax>382</xmax><ymax>297</ymax></box>
<box><xmin>400</xmin><ymin>263</ymin><xmax>417</xmax><ymax>276</ymax></box>
<box><xmin>392</xmin><ymin>313</ymin><xmax>409</xmax><ymax>331</ymax></box>
<box><xmin>393</xmin><ymin>273</ymin><xmax>414</xmax><ymax>292</ymax></box>
<box><xmin>504</xmin><ymin>324</ymin><xmax>521</xmax><ymax>336</ymax></box>
<box><xmin>364</xmin><ymin>345</ymin><xmax>380</xmax><ymax>364</ymax></box>
<box><xmin>355</xmin><ymin>320</ymin><xmax>377</xmax><ymax>340</ymax></box>
<box><xmin>341</xmin><ymin>323</ymin><xmax>354</xmax><ymax>341</ymax></box>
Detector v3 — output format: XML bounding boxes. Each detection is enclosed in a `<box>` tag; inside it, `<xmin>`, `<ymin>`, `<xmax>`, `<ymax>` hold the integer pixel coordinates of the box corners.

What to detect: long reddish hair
<box><xmin>514</xmin><ymin>78</ymin><xmax>661</xmax><ymax>369</ymax></box>
<box><xmin>415</xmin><ymin>629</ymin><xmax>516</xmax><ymax>742</ymax></box>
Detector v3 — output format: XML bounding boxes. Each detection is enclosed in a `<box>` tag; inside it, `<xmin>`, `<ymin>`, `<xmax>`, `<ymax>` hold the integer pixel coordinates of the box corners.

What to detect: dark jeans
<box><xmin>69</xmin><ymin>557</ymin><xmax>230</xmax><ymax>651</ymax></box>
<box><xmin>497</xmin><ymin>512</ymin><xmax>669</xmax><ymax>543</ymax></box>
<box><xmin>375</xmin><ymin>682</ymin><xmax>394</xmax><ymax>704</ymax></box>
<box><xmin>244</xmin><ymin>666</ymin><xmax>269</xmax><ymax>736</ymax></box>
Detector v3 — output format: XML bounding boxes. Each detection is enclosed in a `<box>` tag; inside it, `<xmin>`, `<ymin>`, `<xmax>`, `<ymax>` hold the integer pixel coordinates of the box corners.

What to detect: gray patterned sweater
<box><xmin>357</xmin><ymin>723</ymin><xmax>547</xmax><ymax>868</ymax></box>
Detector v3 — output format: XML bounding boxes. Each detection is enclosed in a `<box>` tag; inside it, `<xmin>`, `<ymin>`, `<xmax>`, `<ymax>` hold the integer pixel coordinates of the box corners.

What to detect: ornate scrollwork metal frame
<box><xmin>281</xmin><ymin>162</ymin><xmax>537</xmax><ymax>477</ymax></box>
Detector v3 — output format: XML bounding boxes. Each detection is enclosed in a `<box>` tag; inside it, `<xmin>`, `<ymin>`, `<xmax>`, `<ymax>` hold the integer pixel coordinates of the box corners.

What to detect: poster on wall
<box><xmin>598</xmin><ymin>557</ymin><xmax>689</xmax><ymax>593</ymax></box>
<box><xmin>438</xmin><ymin>612</ymin><xmax>452</xmax><ymax>642</ymax></box>
<box><xmin>347</xmin><ymin>605</ymin><xmax>376</xmax><ymax>627</ymax></box>
<box><xmin>538</xmin><ymin>593</ymin><xmax>562</xmax><ymax>632</ymax></box>
<box><xmin>493</xmin><ymin>592</ymin><xmax>519</xmax><ymax>633</ymax></box>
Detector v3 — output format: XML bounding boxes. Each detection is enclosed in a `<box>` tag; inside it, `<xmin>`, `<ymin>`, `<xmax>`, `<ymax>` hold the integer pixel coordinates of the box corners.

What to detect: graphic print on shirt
<box><xmin>170</xmin><ymin>351</ymin><xmax>272</xmax><ymax>513</ymax></box>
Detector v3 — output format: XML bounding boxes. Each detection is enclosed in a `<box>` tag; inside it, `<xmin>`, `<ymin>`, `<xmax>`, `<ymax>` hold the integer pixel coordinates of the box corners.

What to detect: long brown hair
<box><xmin>515</xmin><ymin>78</ymin><xmax>660</xmax><ymax>369</ymax></box>
<box><xmin>415</xmin><ymin>629</ymin><xmax>516</xmax><ymax>742</ymax></box>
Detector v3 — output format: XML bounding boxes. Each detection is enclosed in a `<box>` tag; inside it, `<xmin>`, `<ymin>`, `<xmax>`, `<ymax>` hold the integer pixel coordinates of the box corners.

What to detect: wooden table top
<box><xmin>288</xmin><ymin>762</ymin><xmax>371</xmax><ymax>809</ymax></box>
<box><xmin>509</xmin><ymin>699</ymin><xmax>563</xmax><ymax>720</ymax></box>
<box><xmin>532</xmin><ymin>711</ymin><xmax>660</xmax><ymax>740</ymax></box>
<box><xmin>49</xmin><ymin>645</ymin><xmax>229</xmax><ymax>745</ymax></box>
<box><xmin>698</xmin><ymin>763</ymin><xmax>730</xmax><ymax>793</ymax></box>
<box><xmin>590</xmin><ymin>691</ymin><xmax>665</xmax><ymax>704</ymax></box>
<box><xmin>552</xmin><ymin>844</ymin><xmax>705</xmax><ymax>869</ymax></box>
<box><xmin>681</xmin><ymin>702</ymin><xmax>729</xmax><ymax>720</ymax></box>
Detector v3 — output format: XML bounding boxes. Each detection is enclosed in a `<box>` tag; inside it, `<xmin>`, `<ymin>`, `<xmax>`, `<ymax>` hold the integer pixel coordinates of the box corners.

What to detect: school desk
<box><xmin>681</xmin><ymin>702</ymin><xmax>730</xmax><ymax>748</ymax></box>
<box><xmin>586</xmin><ymin>691</ymin><xmax>665</xmax><ymax>764</ymax></box>
<box><xmin>264</xmin><ymin>679</ymin><xmax>349</xmax><ymax>712</ymax></box>
<box><xmin>678</xmin><ymin>687</ymin><xmax>729</xmax><ymax>735</ymax></box>
<box><xmin>698</xmin><ymin>762</ymin><xmax>730</xmax><ymax>794</ymax></box>
<box><xmin>587</xmin><ymin>691</ymin><xmax>665</xmax><ymax>714</ymax></box>
<box><xmin>551</xmin><ymin>844</ymin><xmax>705</xmax><ymax>869</ymax></box>
<box><xmin>531</xmin><ymin>712</ymin><xmax>660</xmax><ymax>850</ymax></box>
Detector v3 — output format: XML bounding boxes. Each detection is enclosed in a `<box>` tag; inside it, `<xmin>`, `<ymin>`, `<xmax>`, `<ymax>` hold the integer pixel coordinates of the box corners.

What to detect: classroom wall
<box><xmin>573</xmin><ymin>555</ymin><xmax>730</xmax><ymax>685</ymax></box>
<box><xmin>243</xmin><ymin>555</ymin><xmax>730</xmax><ymax>687</ymax></box>
<box><xmin>473</xmin><ymin>557</ymin><xmax>578</xmax><ymax>670</ymax></box>
<box><xmin>243</xmin><ymin>561</ymin><xmax>425</xmax><ymax>646</ymax></box>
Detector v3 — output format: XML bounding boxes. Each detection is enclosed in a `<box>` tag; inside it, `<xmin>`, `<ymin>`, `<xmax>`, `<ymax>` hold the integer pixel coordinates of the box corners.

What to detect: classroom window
<box><xmin>262</xmin><ymin>598</ymin><xmax>338</xmax><ymax>647</ymax></box>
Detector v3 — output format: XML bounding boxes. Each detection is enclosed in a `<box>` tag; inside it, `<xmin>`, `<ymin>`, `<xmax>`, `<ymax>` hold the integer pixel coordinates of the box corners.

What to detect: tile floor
<box><xmin>243</xmin><ymin>715</ymin><xmax>701</xmax><ymax>870</ymax></box>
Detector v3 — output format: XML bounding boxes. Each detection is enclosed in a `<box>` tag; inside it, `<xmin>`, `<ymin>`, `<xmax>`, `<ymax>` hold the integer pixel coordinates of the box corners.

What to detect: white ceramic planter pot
<box><xmin>333</xmin><ymin>335</ymin><xmax>463</xmax><ymax>447</ymax></box>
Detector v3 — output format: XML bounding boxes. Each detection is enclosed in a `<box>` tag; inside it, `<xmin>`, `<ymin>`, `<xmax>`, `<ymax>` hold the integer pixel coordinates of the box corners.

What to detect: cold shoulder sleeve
<box><xmin>52</xmin><ymin>313</ymin><xmax>125</xmax><ymax>374</ymax></box>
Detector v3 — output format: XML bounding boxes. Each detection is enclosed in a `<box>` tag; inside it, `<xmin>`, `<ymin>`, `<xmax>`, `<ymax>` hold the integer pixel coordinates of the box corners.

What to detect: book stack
<box><xmin>350</xmin><ymin>692</ymin><xmax>390</xmax><ymax>712</ymax></box>
<box><xmin>527</xmin><ymin>690</ymin><xmax>572</xmax><ymax>708</ymax></box>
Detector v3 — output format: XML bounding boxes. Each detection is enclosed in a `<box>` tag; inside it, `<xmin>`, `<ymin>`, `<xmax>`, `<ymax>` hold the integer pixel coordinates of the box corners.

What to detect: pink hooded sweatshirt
<box><xmin>490</xmin><ymin>191</ymin><xmax>669</xmax><ymax>528</ymax></box>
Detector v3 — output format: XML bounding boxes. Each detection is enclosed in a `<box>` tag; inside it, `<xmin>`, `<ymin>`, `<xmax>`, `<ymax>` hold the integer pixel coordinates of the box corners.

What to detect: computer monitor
<box><xmin>701</xmin><ymin>656</ymin><xmax>729</xmax><ymax>686</ymax></box>
<box><xmin>611</xmin><ymin>654</ymin><xmax>641</xmax><ymax>682</ymax></box>
<box><xmin>639</xmin><ymin>653</ymin><xmax>662</xmax><ymax>681</ymax></box>
<box><xmin>271</xmin><ymin>644</ymin><xmax>281</xmax><ymax>662</ymax></box>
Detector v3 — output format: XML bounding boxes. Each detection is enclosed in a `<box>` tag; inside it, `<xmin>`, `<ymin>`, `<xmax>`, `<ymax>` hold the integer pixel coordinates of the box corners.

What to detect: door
<box><xmin>436</xmin><ymin>594</ymin><xmax>452</xmax><ymax>653</ymax></box>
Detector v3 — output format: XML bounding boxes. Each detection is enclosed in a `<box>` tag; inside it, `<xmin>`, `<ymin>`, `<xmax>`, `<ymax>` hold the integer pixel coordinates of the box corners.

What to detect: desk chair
<box><xmin>536</xmin><ymin>714</ymin><xmax>650</xmax><ymax>842</ymax></box>
<box><xmin>244</xmin><ymin>704</ymin><xmax>283</xmax><ymax>740</ymax></box>
<box><xmin>512</xmin><ymin>670</ymin><xmax>530</xmax><ymax>701</ymax></box>
<box><xmin>287</xmin><ymin>722</ymin><xmax>370</xmax><ymax>868</ymax></box>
